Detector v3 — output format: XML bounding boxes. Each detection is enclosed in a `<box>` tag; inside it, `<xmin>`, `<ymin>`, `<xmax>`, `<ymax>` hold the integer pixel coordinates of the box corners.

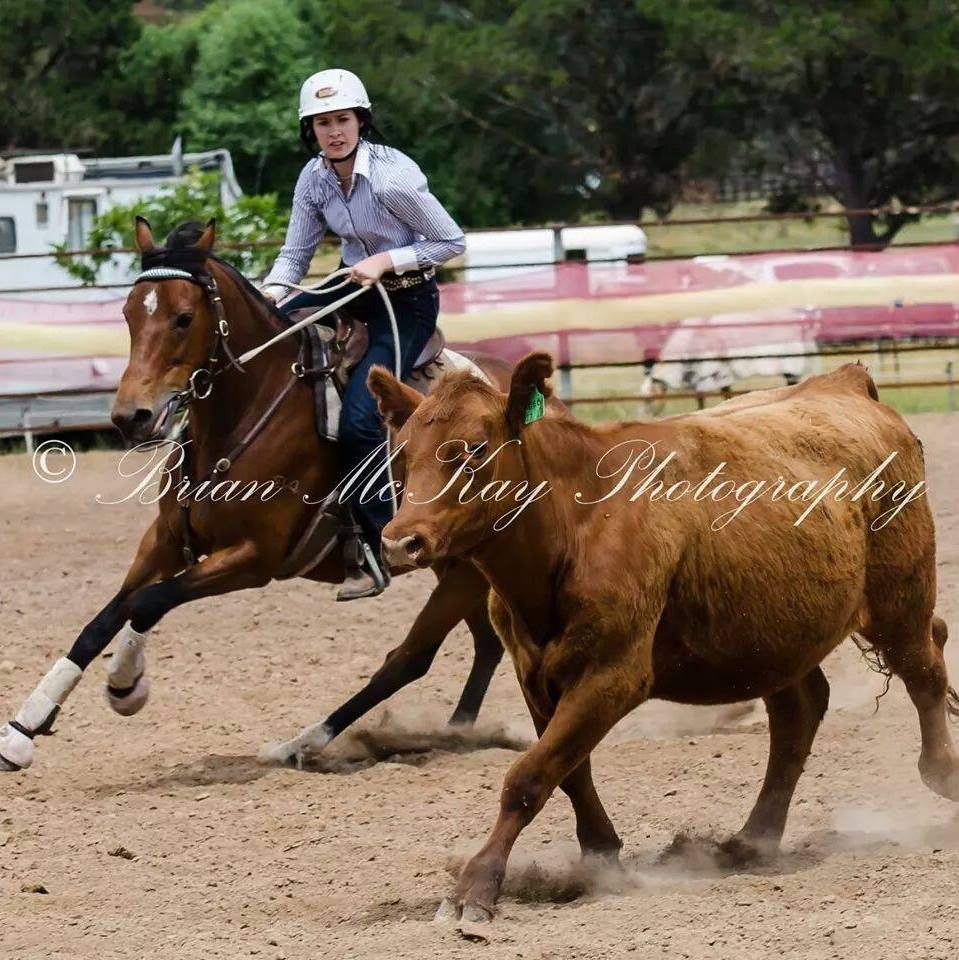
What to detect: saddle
<box><xmin>273</xmin><ymin>307</ymin><xmax>449</xmax><ymax>583</ymax></box>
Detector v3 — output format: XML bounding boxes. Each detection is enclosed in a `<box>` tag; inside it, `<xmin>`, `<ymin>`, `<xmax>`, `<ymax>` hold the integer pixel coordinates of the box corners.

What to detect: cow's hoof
<box><xmin>716</xmin><ymin>834</ymin><xmax>769</xmax><ymax>868</ymax></box>
<box><xmin>433</xmin><ymin>897</ymin><xmax>493</xmax><ymax>924</ymax></box>
<box><xmin>105</xmin><ymin>675</ymin><xmax>150</xmax><ymax>716</ymax></box>
<box><xmin>433</xmin><ymin>896</ymin><xmax>460</xmax><ymax>923</ymax></box>
<box><xmin>0</xmin><ymin>723</ymin><xmax>33</xmax><ymax>771</ymax></box>
<box><xmin>460</xmin><ymin>902</ymin><xmax>493</xmax><ymax>924</ymax></box>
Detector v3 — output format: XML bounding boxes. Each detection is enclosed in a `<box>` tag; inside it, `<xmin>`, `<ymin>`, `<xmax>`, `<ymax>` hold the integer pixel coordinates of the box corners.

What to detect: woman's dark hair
<box><xmin>299</xmin><ymin>107</ymin><xmax>386</xmax><ymax>156</ymax></box>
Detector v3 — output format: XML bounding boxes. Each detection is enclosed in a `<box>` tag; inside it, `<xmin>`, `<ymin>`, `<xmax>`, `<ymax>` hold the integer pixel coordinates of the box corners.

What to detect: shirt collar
<box><xmin>314</xmin><ymin>139</ymin><xmax>371</xmax><ymax>182</ymax></box>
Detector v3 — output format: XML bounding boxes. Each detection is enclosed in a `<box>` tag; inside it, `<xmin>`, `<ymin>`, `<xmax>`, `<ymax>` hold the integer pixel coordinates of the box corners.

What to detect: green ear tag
<box><xmin>524</xmin><ymin>385</ymin><xmax>545</xmax><ymax>425</ymax></box>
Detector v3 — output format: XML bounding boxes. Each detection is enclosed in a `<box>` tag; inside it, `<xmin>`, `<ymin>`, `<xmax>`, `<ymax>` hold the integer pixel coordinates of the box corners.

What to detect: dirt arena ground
<box><xmin>1</xmin><ymin>412</ymin><xmax>958</xmax><ymax>960</ymax></box>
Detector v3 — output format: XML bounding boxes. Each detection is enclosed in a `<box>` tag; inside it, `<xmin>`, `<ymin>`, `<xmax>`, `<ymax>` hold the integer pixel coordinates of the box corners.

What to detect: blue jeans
<box><xmin>281</xmin><ymin>277</ymin><xmax>439</xmax><ymax>554</ymax></box>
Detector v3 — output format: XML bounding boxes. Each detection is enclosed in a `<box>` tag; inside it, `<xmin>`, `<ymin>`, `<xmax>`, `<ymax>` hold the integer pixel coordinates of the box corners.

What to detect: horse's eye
<box><xmin>174</xmin><ymin>312</ymin><xmax>193</xmax><ymax>330</ymax></box>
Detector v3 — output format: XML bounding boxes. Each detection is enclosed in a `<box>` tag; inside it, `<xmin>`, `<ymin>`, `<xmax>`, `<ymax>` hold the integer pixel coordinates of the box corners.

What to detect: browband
<box><xmin>133</xmin><ymin>267</ymin><xmax>198</xmax><ymax>284</ymax></box>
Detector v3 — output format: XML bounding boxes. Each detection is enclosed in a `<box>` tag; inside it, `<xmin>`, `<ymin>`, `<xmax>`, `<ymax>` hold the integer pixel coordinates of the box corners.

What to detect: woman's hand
<box><xmin>349</xmin><ymin>252</ymin><xmax>393</xmax><ymax>287</ymax></box>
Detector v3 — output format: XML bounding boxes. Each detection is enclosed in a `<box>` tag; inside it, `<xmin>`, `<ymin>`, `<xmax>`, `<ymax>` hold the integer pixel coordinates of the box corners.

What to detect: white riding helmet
<box><xmin>298</xmin><ymin>69</ymin><xmax>371</xmax><ymax>120</ymax></box>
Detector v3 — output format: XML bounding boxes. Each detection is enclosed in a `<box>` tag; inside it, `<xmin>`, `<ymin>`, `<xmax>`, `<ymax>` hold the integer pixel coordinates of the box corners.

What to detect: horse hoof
<box><xmin>0</xmin><ymin>723</ymin><xmax>33</xmax><ymax>771</ymax></box>
<box><xmin>105</xmin><ymin>676</ymin><xmax>150</xmax><ymax>716</ymax></box>
<box><xmin>257</xmin><ymin>740</ymin><xmax>299</xmax><ymax>767</ymax></box>
<box><xmin>258</xmin><ymin>723</ymin><xmax>333</xmax><ymax>768</ymax></box>
<box><xmin>433</xmin><ymin>897</ymin><xmax>460</xmax><ymax>923</ymax></box>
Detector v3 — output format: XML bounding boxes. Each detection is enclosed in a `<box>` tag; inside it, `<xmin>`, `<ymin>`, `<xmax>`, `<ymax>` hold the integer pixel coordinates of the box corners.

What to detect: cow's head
<box><xmin>111</xmin><ymin>217</ymin><xmax>219</xmax><ymax>443</ymax></box>
<box><xmin>371</xmin><ymin>352</ymin><xmax>554</xmax><ymax>569</ymax></box>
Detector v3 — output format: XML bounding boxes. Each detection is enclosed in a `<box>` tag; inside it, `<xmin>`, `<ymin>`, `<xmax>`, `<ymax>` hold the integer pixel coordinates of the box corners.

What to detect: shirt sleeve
<box><xmin>379</xmin><ymin>164</ymin><xmax>466</xmax><ymax>274</ymax></box>
<box><xmin>262</xmin><ymin>163</ymin><xmax>327</xmax><ymax>286</ymax></box>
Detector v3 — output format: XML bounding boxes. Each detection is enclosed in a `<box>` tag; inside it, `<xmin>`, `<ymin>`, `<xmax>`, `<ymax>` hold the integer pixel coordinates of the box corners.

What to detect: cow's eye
<box><xmin>462</xmin><ymin>441</ymin><xmax>487</xmax><ymax>474</ymax></box>
<box><xmin>174</xmin><ymin>312</ymin><xmax>193</xmax><ymax>330</ymax></box>
<box><xmin>466</xmin><ymin>441</ymin><xmax>487</xmax><ymax>460</ymax></box>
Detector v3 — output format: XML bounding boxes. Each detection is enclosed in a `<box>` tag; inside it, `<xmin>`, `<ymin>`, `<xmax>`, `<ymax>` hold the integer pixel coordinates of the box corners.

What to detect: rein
<box><xmin>132</xmin><ymin>264</ymin><xmax>308</xmax><ymax>565</ymax></box>
<box><xmin>131</xmin><ymin>260</ymin><xmax>403</xmax><ymax>568</ymax></box>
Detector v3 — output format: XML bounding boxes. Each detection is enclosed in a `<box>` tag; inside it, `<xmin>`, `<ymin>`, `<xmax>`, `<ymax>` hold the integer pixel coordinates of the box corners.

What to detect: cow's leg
<box><xmin>560</xmin><ymin>755</ymin><xmax>623</xmax><ymax>861</ymax></box>
<box><xmin>523</xmin><ymin>695</ymin><xmax>621</xmax><ymax>861</ymax></box>
<box><xmin>439</xmin><ymin>668</ymin><xmax>648</xmax><ymax>922</ymax></box>
<box><xmin>877</xmin><ymin>615</ymin><xmax>959</xmax><ymax>800</ymax></box>
<box><xmin>0</xmin><ymin>519</ymin><xmax>181</xmax><ymax>772</ymax></box>
<box><xmin>448</xmin><ymin>608</ymin><xmax>503</xmax><ymax>727</ymax></box>
<box><xmin>722</xmin><ymin>666</ymin><xmax>829</xmax><ymax>862</ymax></box>
<box><xmin>260</xmin><ymin>560</ymin><xmax>488</xmax><ymax>766</ymax></box>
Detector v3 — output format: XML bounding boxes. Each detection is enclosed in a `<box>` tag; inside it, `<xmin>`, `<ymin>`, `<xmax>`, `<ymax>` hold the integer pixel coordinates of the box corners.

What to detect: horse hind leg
<box><xmin>448</xmin><ymin>606</ymin><xmax>503</xmax><ymax>727</ymax></box>
<box><xmin>720</xmin><ymin>666</ymin><xmax>830</xmax><ymax>863</ymax></box>
<box><xmin>259</xmin><ymin>559</ymin><xmax>487</xmax><ymax>766</ymax></box>
<box><xmin>868</xmin><ymin>612</ymin><xmax>959</xmax><ymax>801</ymax></box>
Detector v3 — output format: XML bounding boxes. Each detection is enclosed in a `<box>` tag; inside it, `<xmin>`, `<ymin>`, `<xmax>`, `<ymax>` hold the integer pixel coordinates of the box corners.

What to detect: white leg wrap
<box><xmin>107</xmin><ymin>623</ymin><xmax>148</xmax><ymax>689</ymax></box>
<box><xmin>106</xmin><ymin>622</ymin><xmax>151</xmax><ymax>716</ymax></box>
<box><xmin>0</xmin><ymin>658</ymin><xmax>82</xmax><ymax>771</ymax></box>
<box><xmin>258</xmin><ymin>721</ymin><xmax>334</xmax><ymax>766</ymax></box>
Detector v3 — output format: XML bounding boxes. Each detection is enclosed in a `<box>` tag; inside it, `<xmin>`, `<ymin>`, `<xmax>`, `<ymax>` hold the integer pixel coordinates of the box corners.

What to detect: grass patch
<box><xmin>641</xmin><ymin>200</ymin><xmax>957</xmax><ymax>259</ymax></box>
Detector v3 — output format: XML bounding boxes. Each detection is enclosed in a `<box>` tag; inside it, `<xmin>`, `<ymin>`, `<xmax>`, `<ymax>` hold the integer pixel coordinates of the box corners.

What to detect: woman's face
<box><xmin>312</xmin><ymin>110</ymin><xmax>361</xmax><ymax>160</ymax></box>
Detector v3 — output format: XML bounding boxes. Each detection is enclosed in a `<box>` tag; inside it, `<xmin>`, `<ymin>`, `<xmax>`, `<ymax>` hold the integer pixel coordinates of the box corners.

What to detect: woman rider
<box><xmin>261</xmin><ymin>68</ymin><xmax>465</xmax><ymax>600</ymax></box>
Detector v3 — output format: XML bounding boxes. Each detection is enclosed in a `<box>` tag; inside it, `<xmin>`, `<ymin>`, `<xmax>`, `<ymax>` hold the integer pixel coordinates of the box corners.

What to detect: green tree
<box><xmin>52</xmin><ymin>168</ymin><xmax>288</xmax><ymax>284</ymax></box>
<box><xmin>179</xmin><ymin>0</ymin><xmax>317</xmax><ymax>194</ymax></box>
<box><xmin>680</xmin><ymin>1</ymin><xmax>959</xmax><ymax>247</ymax></box>
<box><xmin>109</xmin><ymin>12</ymin><xmax>206</xmax><ymax>156</ymax></box>
<box><xmin>311</xmin><ymin>0</ymin><xmax>724</xmax><ymax>226</ymax></box>
<box><xmin>0</xmin><ymin>0</ymin><xmax>141</xmax><ymax>154</ymax></box>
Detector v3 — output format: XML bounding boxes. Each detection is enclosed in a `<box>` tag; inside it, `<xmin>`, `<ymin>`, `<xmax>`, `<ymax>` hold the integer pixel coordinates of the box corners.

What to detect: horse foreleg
<box><xmin>448</xmin><ymin>606</ymin><xmax>503</xmax><ymax>727</ymax></box>
<box><xmin>0</xmin><ymin>519</ymin><xmax>181</xmax><ymax>772</ymax></box>
<box><xmin>260</xmin><ymin>559</ymin><xmax>485</xmax><ymax>767</ymax></box>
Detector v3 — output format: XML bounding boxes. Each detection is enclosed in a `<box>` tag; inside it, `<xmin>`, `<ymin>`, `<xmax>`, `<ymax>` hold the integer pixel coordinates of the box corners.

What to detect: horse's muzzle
<box><xmin>111</xmin><ymin>394</ymin><xmax>179</xmax><ymax>445</ymax></box>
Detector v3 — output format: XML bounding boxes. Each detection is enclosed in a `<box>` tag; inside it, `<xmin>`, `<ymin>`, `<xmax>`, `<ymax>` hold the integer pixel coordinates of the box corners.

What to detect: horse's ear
<box><xmin>194</xmin><ymin>218</ymin><xmax>216</xmax><ymax>251</ymax></box>
<box><xmin>368</xmin><ymin>365</ymin><xmax>422</xmax><ymax>429</ymax></box>
<box><xmin>505</xmin><ymin>352</ymin><xmax>554</xmax><ymax>432</ymax></box>
<box><xmin>134</xmin><ymin>216</ymin><xmax>156</xmax><ymax>253</ymax></box>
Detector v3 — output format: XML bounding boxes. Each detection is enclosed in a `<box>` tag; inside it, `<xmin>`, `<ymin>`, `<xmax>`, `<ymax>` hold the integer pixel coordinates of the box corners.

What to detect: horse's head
<box><xmin>112</xmin><ymin>217</ymin><xmax>222</xmax><ymax>443</ymax></box>
<box><xmin>369</xmin><ymin>353</ymin><xmax>555</xmax><ymax>568</ymax></box>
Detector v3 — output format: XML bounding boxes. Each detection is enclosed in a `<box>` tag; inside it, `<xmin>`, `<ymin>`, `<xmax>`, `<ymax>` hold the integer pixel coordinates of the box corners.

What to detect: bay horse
<box><xmin>0</xmin><ymin>217</ymin><xmax>516</xmax><ymax>773</ymax></box>
<box><xmin>370</xmin><ymin>353</ymin><xmax>957</xmax><ymax>922</ymax></box>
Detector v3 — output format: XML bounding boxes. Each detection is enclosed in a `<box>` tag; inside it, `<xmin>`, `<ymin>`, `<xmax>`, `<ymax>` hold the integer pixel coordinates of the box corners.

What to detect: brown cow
<box><xmin>368</xmin><ymin>353</ymin><xmax>957</xmax><ymax>923</ymax></box>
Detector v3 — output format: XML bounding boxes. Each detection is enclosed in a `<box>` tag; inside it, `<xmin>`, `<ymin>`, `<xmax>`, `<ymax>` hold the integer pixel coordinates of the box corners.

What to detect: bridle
<box><xmin>132</xmin><ymin>267</ymin><xmax>249</xmax><ymax>407</ymax></box>
<box><xmin>130</xmin><ymin>263</ymin><xmax>308</xmax><ymax>566</ymax></box>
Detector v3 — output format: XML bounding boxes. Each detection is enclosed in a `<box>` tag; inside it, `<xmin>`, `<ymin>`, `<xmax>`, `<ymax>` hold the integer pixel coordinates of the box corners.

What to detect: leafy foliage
<box><xmin>678</xmin><ymin>0</ymin><xmax>959</xmax><ymax>245</ymax></box>
<box><xmin>6</xmin><ymin>0</ymin><xmax>959</xmax><ymax>246</ymax></box>
<box><xmin>178</xmin><ymin>0</ymin><xmax>315</xmax><ymax>194</ymax></box>
<box><xmin>52</xmin><ymin>169</ymin><xmax>287</xmax><ymax>284</ymax></box>
<box><xmin>0</xmin><ymin>0</ymin><xmax>140</xmax><ymax>155</ymax></box>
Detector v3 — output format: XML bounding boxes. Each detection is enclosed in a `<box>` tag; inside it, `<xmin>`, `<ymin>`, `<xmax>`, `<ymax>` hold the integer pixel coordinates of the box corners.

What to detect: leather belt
<box><xmin>378</xmin><ymin>266</ymin><xmax>435</xmax><ymax>291</ymax></box>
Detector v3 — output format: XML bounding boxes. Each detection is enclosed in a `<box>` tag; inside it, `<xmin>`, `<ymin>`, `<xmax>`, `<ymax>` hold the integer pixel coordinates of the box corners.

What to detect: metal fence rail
<box><xmin>0</xmin><ymin>390</ymin><xmax>115</xmax><ymax>451</ymax></box>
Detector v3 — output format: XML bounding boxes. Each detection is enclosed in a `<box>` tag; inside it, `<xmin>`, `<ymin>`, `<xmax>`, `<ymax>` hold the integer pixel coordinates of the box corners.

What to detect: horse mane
<box><xmin>140</xmin><ymin>220</ymin><xmax>288</xmax><ymax>330</ymax></box>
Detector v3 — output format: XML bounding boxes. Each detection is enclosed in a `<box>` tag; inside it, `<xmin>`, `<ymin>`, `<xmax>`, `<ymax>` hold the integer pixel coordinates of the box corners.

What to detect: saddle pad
<box><xmin>317</xmin><ymin>348</ymin><xmax>491</xmax><ymax>442</ymax></box>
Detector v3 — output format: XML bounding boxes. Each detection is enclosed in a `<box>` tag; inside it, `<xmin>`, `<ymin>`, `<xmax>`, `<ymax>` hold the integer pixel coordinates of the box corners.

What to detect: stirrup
<box><xmin>336</xmin><ymin>521</ymin><xmax>390</xmax><ymax>602</ymax></box>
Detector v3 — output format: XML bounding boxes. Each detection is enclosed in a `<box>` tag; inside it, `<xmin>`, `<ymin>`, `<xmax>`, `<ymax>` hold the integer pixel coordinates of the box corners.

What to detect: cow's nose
<box><xmin>381</xmin><ymin>534</ymin><xmax>426</xmax><ymax>569</ymax></box>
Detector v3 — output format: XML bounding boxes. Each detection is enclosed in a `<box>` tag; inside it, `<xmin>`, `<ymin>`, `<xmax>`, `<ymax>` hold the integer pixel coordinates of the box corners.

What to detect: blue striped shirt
<box><xmin>263</xmin><ymin>140</ymin><xmax>465</xmax><ymax>287</ymax></box>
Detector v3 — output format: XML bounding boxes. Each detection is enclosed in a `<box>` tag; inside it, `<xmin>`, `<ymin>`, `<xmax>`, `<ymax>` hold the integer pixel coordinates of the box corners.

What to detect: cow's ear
<box><xmin>367</xmin><ymin>365</ymin><xmax>423</xmax><ymax>428</ymax></box>
<box><xmin>505</xmin><ymin>352</ymin><xmax>554</xmax><ymax>432</ymax></box>
<box><xmin>134</xmin><ymin>216</ymin><xmax>156</xmax><ymax>253</ymax></box>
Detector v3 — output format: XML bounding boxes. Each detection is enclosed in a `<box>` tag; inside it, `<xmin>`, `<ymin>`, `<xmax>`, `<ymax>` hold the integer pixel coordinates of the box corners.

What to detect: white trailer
<box><xmin>0</xmin><ymin>140</ymin><xmax>242</xmax><ymax>302</ymax></box>
<box><xmin>462</xmin><ymin>223</ymin><xmax>647</xmax><ymax>282</ymax></box>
